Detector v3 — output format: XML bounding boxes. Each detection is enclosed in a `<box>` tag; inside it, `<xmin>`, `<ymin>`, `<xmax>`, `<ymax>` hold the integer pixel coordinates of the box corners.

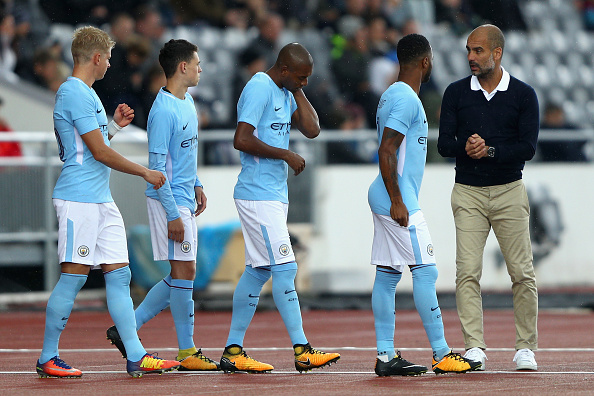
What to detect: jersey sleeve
<box><xmin>67</xmin><ymin>86</ymin><xmax>100</xmax><ymax>135</ymax></box>
<box><xmin>290</xmin><ymin>92</ymin><xmax>297</xmax><ymax>115</ymax></box>
<box><xmin>385</xmin><ymin>95</ymin><xmax>416</xmax><ymax>136</ymax></box>
<box><xmin>147</xmin><ymin>108</ymin><xmax>175</xmax><ymax>155</ymax></box>
<box><xmin>237</xmin><ymin>79</ymin><xmax>269</xmax><ymax>128</ymax></box>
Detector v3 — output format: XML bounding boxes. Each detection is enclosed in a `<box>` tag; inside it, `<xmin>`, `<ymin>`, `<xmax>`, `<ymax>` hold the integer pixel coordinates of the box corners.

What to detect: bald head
<box><xmin>275</xmin><ymin>43</ymin><xmax>313</xmax><ymax>70</ymax></box>
<box><xmin>469</xmin><ymin>24</ymin><xmax>505</xmax><ymax>52</ymax></box>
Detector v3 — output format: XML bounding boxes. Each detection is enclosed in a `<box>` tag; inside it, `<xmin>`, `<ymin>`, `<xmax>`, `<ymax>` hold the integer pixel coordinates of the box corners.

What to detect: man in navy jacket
<box><xmin>438</xmin><ymin>24</ymin><xmax>539</xmax><ymax>372</ymax></box>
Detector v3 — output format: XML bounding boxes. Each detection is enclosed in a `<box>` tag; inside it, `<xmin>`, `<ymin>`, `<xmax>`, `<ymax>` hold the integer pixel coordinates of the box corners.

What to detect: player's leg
<box><xmin>490</xmin><ymin>180</ymin><xmax>537</xmax><ymax>370</ymax></box>
<box><xmin>37</xmin><ymin>199</ymin><xmax>95</xmax><ymax>378</ymax></box>
<box><xmin>372</xmin><ymin>266</ymin><xmax>402</xmax><ymax>362</ymax></box>
<box><xmin>370</xmin><ymin>213</ymin><xmax>426</xmax><ymax>376</ymax></box>
<box><xmin>98</xmin><ymin>202</ymin><xmax>179</xmax><ymax>377</ymax></box>
<box><xmin>452</xmin><ymin>183</ymin><xmax>491</xmax><ymax>350</ymax></box>
<box><xmin>221</xmin><ymin>199</ymin><xmax>283</xmax><ymax>373</ymax></box>
<box><xmin>221</xmin><ymin>265</ymin><xmax>273</xmax><ymax>372</ymax></box>
<box><xmin>271</xmin><ymin>261</ymin><xmax>306</xmax><ymax>345</ymax></box>
<box><xmin>37</xmin><ymin>263</ymin><xmax>88</xmax><ymax>378</ymax></box>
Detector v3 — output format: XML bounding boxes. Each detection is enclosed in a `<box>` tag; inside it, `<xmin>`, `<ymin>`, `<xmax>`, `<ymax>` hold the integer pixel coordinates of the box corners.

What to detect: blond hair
<box><xmin>71</xmin><ymin>26</ymin><xmax>115</xmax><ymax>64</ymax></box>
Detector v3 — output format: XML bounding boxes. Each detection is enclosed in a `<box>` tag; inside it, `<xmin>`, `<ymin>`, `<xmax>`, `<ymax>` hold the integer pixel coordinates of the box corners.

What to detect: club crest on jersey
<box><xmin>427</xmin><ymin>244</ymin><xmax>434</xmax><ymax>256</ymax></box>
<box><xmin>279</xmin><ymin>244</ymin><xmax>290</xmax><ymax>256</ymax></box>
<box><xmin>77</xmin><ymin>245</ymin><xmax>90</xmax><ymax>257</ymax></box>
<box><xmin>181</xmin><ymin>241</ymin><xmax>191</xmax><ymax>253</ymax></box>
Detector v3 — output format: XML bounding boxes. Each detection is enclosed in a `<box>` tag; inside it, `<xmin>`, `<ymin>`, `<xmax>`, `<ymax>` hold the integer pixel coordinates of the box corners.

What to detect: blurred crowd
<box><xmin>0</xmin><ymin>0</ymin><xmax>590</xmax><ymax>163</ymax></box>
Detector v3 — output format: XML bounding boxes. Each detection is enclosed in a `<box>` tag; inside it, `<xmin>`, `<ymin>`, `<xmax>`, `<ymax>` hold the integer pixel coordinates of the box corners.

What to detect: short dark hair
<box><xmin>396</xmin><ymin>34</ymin><xmax>431</xmax><ymax>66</ymax></box>
<box><xmin>158</xmin><ymin>39</ymin><xmax>198</xmax><ymax>78</ymax></box>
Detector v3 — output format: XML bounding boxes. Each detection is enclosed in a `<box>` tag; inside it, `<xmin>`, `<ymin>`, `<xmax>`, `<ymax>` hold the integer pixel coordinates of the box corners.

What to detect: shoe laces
<box><xmin>443</xmin><ymin>352</ymin><xmax>465</xmax><ymax>362</ymax></box>
<box><xmin>194</xmin><ymin>349</ymin><xmax>216</xmax><ymax>363</ymax></box>
<box><xmin>50</xmin><ymin>357</ymin><xmax>72</xmax><ymax>369</ymax></box>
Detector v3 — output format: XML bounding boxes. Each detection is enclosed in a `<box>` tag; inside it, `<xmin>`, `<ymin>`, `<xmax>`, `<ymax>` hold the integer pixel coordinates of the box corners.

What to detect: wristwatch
<box><xmin>487</xmin><ymin>146</ymin><xmax>495</xmax><ymax>158</ymax></box>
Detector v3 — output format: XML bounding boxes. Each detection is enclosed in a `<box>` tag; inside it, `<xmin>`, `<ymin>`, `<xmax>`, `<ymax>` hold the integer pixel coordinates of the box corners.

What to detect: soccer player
<box><xmin>36</xmin><ymin>26</ymin><xmax>180</xmax><ymax>378</ymax></box>
<box><xmin>220</xmin><ymin>43</ymin><xmax>340</xmax><ymax>373</ymax></box>
<box><xmin>106</xmin><ymin>39</ymin><xmax>219</xmax><ymax>371</ymax></box>
<box><xmin>368</xmin><ymin>33</ymin><xmax>481</xmax><ymax>376</ymax></box>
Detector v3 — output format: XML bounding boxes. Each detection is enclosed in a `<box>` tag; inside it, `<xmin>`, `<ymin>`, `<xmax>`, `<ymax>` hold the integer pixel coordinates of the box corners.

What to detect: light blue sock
<box><xmin>135</xmin><ymin>275</ymin><xmax>172</xmax><ymax>330</ymax></box>
<box><xmin>271</xmin><ymin>262</ymin><xmax>307</xmax><ymax>346</ymax></box>
<box><xmin>39</xmin><ymin>273</ymin><xmax>87</xmax><ymax>364</ymax></box>
<box><xmin>226</xmin><ymin>266</ymin><xmax>271</xmax><ymax>347</ymax></box>
<box><xmin>170</xmin><ymin>278</ymin><xmax>195</xmax><ymax>350</ymax></box>
<box><xmin>411</xmin><ymin>264</ymin><xmax>450</xmax><ymax>360</ymax></box>
<box><xmin>372</xmin><ymin>267</ymin><xmax>402</xmax><ymax>361</ymax></box>
<box><xmin>104</xmin><ymin>266</ymin><xmax>146</xmax><ymax>362</ymax></box>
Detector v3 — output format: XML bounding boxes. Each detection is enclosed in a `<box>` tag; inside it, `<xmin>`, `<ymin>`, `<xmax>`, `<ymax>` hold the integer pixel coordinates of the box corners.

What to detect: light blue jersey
<box><xmin>233</xmin><ymin>72</ymin><xmax>297</xmax><ymax>203</ymax></box>
<box><xmin>53</xmin><ymin>77</ymin><xmax>112</xmax><ymax>203</ymax></box>
<box><xmin>368</xmin><ymin>82</ymin><xmax>428</xmax><ymax>216</ymax></box>
<box><xmin>145</xmin><ymin>88</ymin><xmax>201</xmax><ymax>213</ymax></box>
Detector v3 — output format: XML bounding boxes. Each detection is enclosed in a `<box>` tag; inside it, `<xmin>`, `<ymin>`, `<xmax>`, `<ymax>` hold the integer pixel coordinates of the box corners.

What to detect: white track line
<box><xmin>4</xmin><ymin>347</ymin><xmax>594</xmax><ymax>353</ymax></box>
<box><xmin>5</xmin><ymin>370</ymin><xmax>594</xmax><ymax>375</ymax></box>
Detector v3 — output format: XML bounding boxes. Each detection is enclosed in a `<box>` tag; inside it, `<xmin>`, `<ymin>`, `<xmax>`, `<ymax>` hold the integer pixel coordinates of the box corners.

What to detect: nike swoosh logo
<box><xmin>274</xmin><ymin>107</ymin><xmax>281</xmax><ymax>111</ymax></box>
<box><xmin>97</xmin><ymin>109</ymin><xmax>102</xmax><ymax>113</ymax></box>
<box><xmin>61</xmin><ymin>317</ymin><xmax>69</xmax><ymax>320</ymax></box>
<box><xmin>189</xmin><ymin>313</ymin><xmax>194</xmax><ymax>317</ymax></box>
<box><xmin>296</xmin><ymin>358</ymin><xmax>311</xmax><ymax>366</ymax></box>
<box><xmin>183</xmin><ymin>123</ymin><xmax>188</xmax><ymax>130</ymax></box>
<box><xmin>431</xmin><ymin>306</ymin><xmax>439</xmax><ymax>311</ymax></box>
<box><xmin>284</xmin><ymin>289</ymin><xmax>296</xmax><ymax>294</ymax></box>
<box><xmin>248</xmin><ymin>294</ymin><xmax>259</xmax><ymax>298</ymax></box>
<box><xmin>423</xmin><ymin>119</ymin><xmax>427</xmax><ymax>124</ymax></box>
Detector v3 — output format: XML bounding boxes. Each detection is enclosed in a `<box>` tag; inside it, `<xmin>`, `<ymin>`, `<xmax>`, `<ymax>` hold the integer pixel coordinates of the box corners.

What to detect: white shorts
<box><xmin>53</xmin><ymin>199</ymin><xmax>128</xmax><ymax>268</ymax></box>
<box><xmin>371</xmin><ymin>211</ymin><xmax>436</xmax><ymax>271</ymax></box>
<box><xmin>147</xmin><ymin>197</ymin><xmax>198</xmax><ymax>262</ymax></box>
<box><xmin>235</xmin><ymin>199</ymin><xmax>295</xmax><ymax>267</ymax></box>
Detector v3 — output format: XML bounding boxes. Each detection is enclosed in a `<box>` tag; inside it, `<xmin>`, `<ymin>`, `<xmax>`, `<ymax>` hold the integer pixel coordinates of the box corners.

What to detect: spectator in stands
<box><xmin>538</xmin><ymin>102</ymin><xmax>588</xmax><ymax>162</ymax></box>
<box><xmin>169</xmin><ymin>0</ymin><xmax>230</xmax><ymax>28</ymax></box>
<box><xmin>379</xmin><ymin>0</ymin><xmax>419</xmax><ymax>35</ymax></box>
<box><xmin>575</xmin><ymin>0</ymin><xmax>594</xmax><ymax>31</ymax></box>
<box><xmin>331</xmin><ymin>15</ymin><xmax>380</xmax><ymax>128</ymax></box>
<box><xmin>40</xmin><ymin>0</ymin><xmax>147</xmax><ymax>26</ymax></box>
<box><xmin>109</xmin><ymin>12</ymin><xmax>136</xmax><ymax>46</ymax></box>
<box><xmin>434</xmin><ymin>0</ymin><xmax>480</xmax><ymax>36</ymax></box>
<box><xmin>94</xmin><ymin>34</ymin><xmax>150</xmax><ymax>120</ymax></box>
<box><xmin>32</xmin><ymin>47</ymin><xmax>66</xmax><ymax>92</ymax></box>
<box><xmin>367</xmin><ymin>15</ymin><xmax>400</xmax><ymax>97</ymax></box>
<box><xmin>245</xmin><ymin>12</ymin><xmax>285</xmax><ymax>68</ymax></box>
<box><xmin>0</xmin><ymin>96</ymin><xmax>22</xmax><ymax>157</ymax></box>
<box><xmin>136</xmin><ymin>63</ymin><xmax>166</xmax><ymax>129</ymax></box>
<box><xmin>0</xmin><ymin>6</ymin><xmax>18</xmax><ymax>82</ymax></box>
<box><xmin>469</xmin><ymin>0</ymin><xmax>527</xmax><ymax>31</ymax></box>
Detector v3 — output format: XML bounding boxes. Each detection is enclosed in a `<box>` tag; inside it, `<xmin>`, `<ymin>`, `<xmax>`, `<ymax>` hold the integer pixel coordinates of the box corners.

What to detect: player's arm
<box><xmin>437</xmin><ymin>84</ymin><xmax>466</xmax><ymax>158</ymax></box>
<box><xmin>194</xmin><ymin>184</ymin><xmax>206</xmax><ymax>216</ymax></box>
<box><xmin>233</xmin><ymin>121</ymin><xmax>306</xmax><ymax>175</ymax></box>
<box><xmin>149</xmin><ymin>151</ymin><xmax>186</xmax><ymax>243</ymax></box>
<box><xmin>378</xmin><ymin>126</ymin><xmax>408</xmax><ymax>227</ymax></box>
<box><xmin>290</xmin><ymin>88</ymin><xmax>320</xmax><ymax>139</ymax></box>
<box><xmin>81</xmin><ymin>130</ymin><xmax>165</xmax><ymax>189</ymax></box>
<box><xmin>107</xmin><ymin>103</ymin><xmax>134</xmax><ymax>141</ymax></box>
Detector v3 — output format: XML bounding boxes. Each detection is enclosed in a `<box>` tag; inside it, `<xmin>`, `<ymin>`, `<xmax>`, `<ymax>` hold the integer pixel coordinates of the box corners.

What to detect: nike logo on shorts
<box><xmin>284</xmin><ymin>289</ymin><xmax>296</xmax><ymax>294</ymax></box>
<box><xmin>431</xmin><ymin>306</ymin><xmax>439</xmax><ymax>311</ymax></box>
<box><xmin>248</xmin><ymin>294</ymin><xmax>259</xmax><ymax>298</ymax></box>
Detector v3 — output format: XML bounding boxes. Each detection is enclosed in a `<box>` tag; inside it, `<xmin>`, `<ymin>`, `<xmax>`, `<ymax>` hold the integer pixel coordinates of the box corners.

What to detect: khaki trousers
<box><xmin>452</xmin><ymin>180</ymin><xmax>538</xmax><ymax>351</ymax></box>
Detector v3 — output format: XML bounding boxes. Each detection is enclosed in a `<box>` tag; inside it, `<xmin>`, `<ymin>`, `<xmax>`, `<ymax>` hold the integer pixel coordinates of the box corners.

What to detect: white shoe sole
<box><xmin>516</xmin><ymin>362</ymin><xmax>537</xmax><ymax>370</ymax></box>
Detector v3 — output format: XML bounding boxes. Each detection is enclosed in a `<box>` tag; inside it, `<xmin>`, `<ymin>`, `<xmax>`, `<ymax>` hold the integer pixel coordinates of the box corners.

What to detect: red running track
<box><xmin>1</xmin><ymin>308</ymin><xmax>594</xmax><ymax>395</ymax></box>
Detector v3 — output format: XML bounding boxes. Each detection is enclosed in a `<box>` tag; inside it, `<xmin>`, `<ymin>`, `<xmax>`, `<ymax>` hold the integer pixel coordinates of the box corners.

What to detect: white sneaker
<box><xmin>463</xmin><ymin>347</ymin><xmax>487</xmax><ymax>371</ymax></box>
<box><xmin>513</xmin><ymin>348</ymin><xmax>537</xmax><ymax>370</ymax></box>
